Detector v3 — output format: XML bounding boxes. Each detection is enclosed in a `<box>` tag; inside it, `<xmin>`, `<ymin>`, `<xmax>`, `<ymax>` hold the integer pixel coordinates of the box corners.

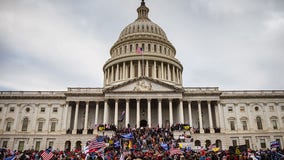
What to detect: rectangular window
<box><xmin>276</xmin><ymin>139</ymin><xmax>281</xmax><ymax>149</ymax></box>
<box><xmin>240</xmin><ymin>106</ymin><xmax>245</xmax><ymax>112</ymax></box>
<box><xmin>40</xmin><ymin>107</ymin><xmax>45</xmax><ymax>113</ymax></box>
<box><xmin>38</xmin><ymin>122</ymin><xmax>43</xmax><ymax>132</ymax></box>
<box><xmin>228</xmin><ymin>107</ymin><xmax>233</xmax><ymax>112</ymax></box>
<box><xmin>232</xmin><ymin>140</ymin><xmax>237</xmax><ymax>146</ymax></box>
<box><xmin>35</xmin><ymin>141</ymin><xmax>41</xmax><ymax>151</ymax></box>
<box><xmin>272</xmin><ymin>120</ymin><xmax>278</xmax><ymax>129</ymax></box>
<box><xmin>260</xmin><ymin>139</ymin><xmax>266</xmax><ymax>148</ymax></box>
<box><xmin>269</xmin><ymin>106</ymin><xmax>274</xmax><ymax>112</ymax></box>
<box><xmin>242</xmin><ymin>121</ymin><xmax>248</xmax><ymax>130</ymax></box>
<box><xmin>9</xmin><ymin>107</ymin><xmax>14</xmax><ymax>112</ymax></box>
<box><xmin>48</xmin><ymin>141</ymin><xmax>54</xmax><ymax>148</ymax></box>
<box><xmin>230</xmin><ymin>121</ymin><xmax>235</xmax><ymax>131</ymax></box>
<box><xmin>18</xmin><ymin>141</ymin><xmax>25</xmax><ymax>152</ymax></box>
<box><xmin>0</xmin><ymin>107</ymin><xmax>2</xmax><ymax>112</ymax></box>
<box><xmin>52</xmin><ymin>107</ymin><xmax>58</xmax><ymax>113</ymax></box>
<box><xmin>281</xmin><ymin>106</ymin><xmax>284</xmax><ymax>111</ymax></box>
<box><xmin>51</xmin><ymin>122</ymin><xmax>56</xmax><ymax>132</ymax></box>
<box><xmin>2</xmin><ymin>141</ymin><xmax>8</xmax><ymax>148</ymax></box>
<box><xmin>245</xmin><ymin>139</ymin><xmax>250</xmax><ymax>148</ymax></box>
<box><xmin>6</xmin><ymin>122</ymin><xmax>12</xmax><ymax>131</ymax></box>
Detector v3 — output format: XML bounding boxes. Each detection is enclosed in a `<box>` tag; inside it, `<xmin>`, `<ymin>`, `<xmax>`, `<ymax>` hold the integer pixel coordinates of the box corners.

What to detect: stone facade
<box><xmin>0</xmin><ymin>1</ymin><xmax>284</xmax><ymax>151</ymax></box>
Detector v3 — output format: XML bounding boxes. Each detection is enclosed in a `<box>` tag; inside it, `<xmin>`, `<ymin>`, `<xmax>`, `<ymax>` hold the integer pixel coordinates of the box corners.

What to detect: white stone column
<box><xmin>95</xmin><ymin>102</ymin><xmax>99</xmax><ymax>125</ymax></box>
<box><xmin>167</xmin><ymin>64</ymin><xmax>171</xmax><ymax>81</ymax></box>
<box><xmin>207</xmin><ymin>101</ymin><xmax>214</xmax><ymax>133</ymax></box>
<box><xmin>177</xmin><ymin>69</ymin><xmax>180</xmax><ymax>83</ymax></box>
<box><xmin>115</xmin><ymin>64</ymin><xmax>119</xmax><ymax>81</ymax></box>
<box><xmin>179</xmin><ymin>99</ymin><xmax>184</xmax><ymax>124</ymax></box>
<box><xmin>188</xmin><ymin>101</ymin><xmax>192</xmax><ymax>126</ymax></box>
<box><xmin>158</xmin><ymin>99</ymin><xmax>162</xmax><ymax>127</ymax></box>
<box><xmin>103</xmin><ymin>100</ymin><xmax>109</xmax><ymax>124</ymax></box>
<box><xmin>125</xmin><ymin>99</ymin><xmax>130</xmax><ymax>128</ymax></box>
<box><xmin>146</xmin><ymin>60</ymin><xmax>149</xmax><ymax>77</ymax></box>
<box><xmin>123</xmin><ymin>62</ymin><xmax>126</xmax><ymax>80</ymax></box>
<box><xmin>147</xmin><ymin>99</ymin><xmax>151</xmax><ymax>128</ymax></box>
<box><xmin>83</xmin><ymin>101</ymin><xmax>89</xmax><ymax>134</ymax></box>
<box><xmin>215</xmin><ymin>103</ymin><xmax>220</xmax><ymax>128</ymax></box>
<box><xmin>218</xmin><ymin>102</ymin><xmax>225</xmax><ymax>132</ymax></box>
<box><xmin>138</xmin><ymin>60</ymin><xmax>141</xmax><ymax>77</ymax></box>
<box><xmin>136</xmin><ymin>99</ymin><xmax>140</xmax><ymax>128</ymax></box>
<box><xmin>169</xmin><ymin>99</ymin><xmax>173</xmax><ymax>126</ymax></box>
<box><xmin>161</xmin><ymin>62</ymin><xmax>164</xmax><ymax>79</ymax></box>
<box><xmin>62</xmin><ymin>102</ymin><xmax>68</xmax><ymax>133</ymax></box>
<box><xmin>111</xmin><ymin>66</ymin><xmax>114</xmax><ymax>82</ymax></box>
<box><xmin>172</xmin><ymin>66</ymin><xmax>176</xmax><ymax>83</ymax></box>
<box><xmin>107</xmin><ymin>68</ymin><xmax>109</xmax><ymax>83</ymax></box>
<box><xmin>130</xmin><ymin>61</ymin><xmax>134</xmax><ymax>79</ymax></box>
<box><xmin>114</xmin><ymin>99</ymin><xmax>118</xmax><ymax>127</ymax></box>
<box><xmin>73</xmin><ymin>101</ymin><xmax>79</xmax><ymax>134</ymax></box>
<box><xmin>198</xmin><ymin>101</ymin><xmax>204</xmax><ymax>133</ymax></box>
<box><xmin>153</xmin><ymin>61</ymin><xmax>157</xmax><ymax>79</ymax></box>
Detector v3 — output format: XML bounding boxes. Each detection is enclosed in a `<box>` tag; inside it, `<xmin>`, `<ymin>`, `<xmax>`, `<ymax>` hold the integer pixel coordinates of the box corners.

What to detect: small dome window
<box><xmin>25</xmin><ymin>107</ymin><xmax>30</xmax><ymax>113</ymax></box>
<box><xmin>255</xmin><ymin>106</ymin><xmax>259</xmax><ymax>111</ymax></box>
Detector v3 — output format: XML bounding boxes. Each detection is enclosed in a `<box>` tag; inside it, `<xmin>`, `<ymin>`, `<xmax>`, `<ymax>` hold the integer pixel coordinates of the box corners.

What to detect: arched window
<box><xmin>22</xmin><ymin>117</ymin><xmax>29</xmax><ymax>131</ymax></box>
<box><xmin>270</xmin><ymin>116</ymin><xmax>278</xmax><ymax>130</ymax></box>
<box><xmin>216</xmin><ymin>139</ymin><xmax>222</xmax><ymax>149</ymax></box>
<box><xmin>65</xmin><ymin>141</ymin><xmax>71</xmax><ymax>151</ymax></box>
<box><xmin>195</xmin><ymin>140</ymin><xmax>201</xmax><ymax>146</ymax></box>
<box><xmin>256</xmin><ymin>116</ymin><xmax>263</xmax><ymax>130</ymax></box>
<box><xmin>76</xmin><ymin>141</ymin><xmax>82</xmax><ymax>150</ymax></box>
<box><xmin>205</xmin><ymin>140</ymin><xmax>211</xmax><ymax>148</ymax></box>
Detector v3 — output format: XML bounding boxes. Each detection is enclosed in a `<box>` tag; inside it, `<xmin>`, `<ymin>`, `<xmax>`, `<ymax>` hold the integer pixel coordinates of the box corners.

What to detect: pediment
<box><xmin>104</xmin><ymin>77</ymin><xmax>182</xmax><ymax>93</ymax></box>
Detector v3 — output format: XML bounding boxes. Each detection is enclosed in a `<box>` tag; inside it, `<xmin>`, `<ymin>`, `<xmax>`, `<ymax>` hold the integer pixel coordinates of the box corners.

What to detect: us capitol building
<box><xmin>0</xmin><ymin>1</ymin><xmax>283</xmax><ymax>151</ymax></box>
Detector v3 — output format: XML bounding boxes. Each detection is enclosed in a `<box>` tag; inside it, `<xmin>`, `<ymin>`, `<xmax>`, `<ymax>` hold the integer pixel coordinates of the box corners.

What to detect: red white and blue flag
<box><xmin>136</xmin><ymin>47</ymin><xmax>143</xmax><ymax>54</ymax></box>
<box><xmin>41</xmin><ymin>151</ymin><xmax>54</xmax><ymax>160</ymax></box>
<box><xmin>86</xmin><ymin>137</ymin><xmax>106</xmax><ymax>153</ymax></box>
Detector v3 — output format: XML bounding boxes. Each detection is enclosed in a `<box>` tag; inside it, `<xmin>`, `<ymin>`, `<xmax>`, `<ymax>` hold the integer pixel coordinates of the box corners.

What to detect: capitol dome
<box><xmin>103</xmin><ymin>0</ymin><xmax>183</xmax><ymax>88</ymax></box>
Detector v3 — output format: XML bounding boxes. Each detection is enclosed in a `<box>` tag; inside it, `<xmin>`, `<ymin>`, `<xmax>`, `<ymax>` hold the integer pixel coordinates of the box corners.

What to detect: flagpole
<box><xmin>142</xmin><ymin>49</ymin><xmax>144</xmax><ymax>77</ymax></box>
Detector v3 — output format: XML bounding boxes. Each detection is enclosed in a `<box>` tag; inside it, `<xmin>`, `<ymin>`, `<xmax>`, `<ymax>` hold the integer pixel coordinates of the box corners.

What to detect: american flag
<box><xmin>208</xmin><ymin>143</ymin><xmax>216</xmax><ymax>150</ymax></box>
<box><xmin>41</xmin><ymin>151</ymin><xmax>54</xmax><ymax>160</ymax></box>
<box><xmin>87</xmin><ymin>137</ymin><xmax>106</xmax><ymax>153</ymax></box>
<box><xmin>136</xmin><ymin>47</ymin><xmax>143</xmax><ymax>54</ymax></box>
<box><xmin>169</xmin><ymin>147</ymin><xmax>182</xmax><ymax>156</ymax></box>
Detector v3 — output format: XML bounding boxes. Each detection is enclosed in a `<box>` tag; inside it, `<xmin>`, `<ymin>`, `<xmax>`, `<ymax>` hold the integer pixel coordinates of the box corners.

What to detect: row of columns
<box><xmin>104</xmin><ymin>60</ymin><xmax>182</xmax><ymax>85</ymax></box>
<box><xmin>68</xmin><ymin>100</ymin><xmax>222</xmax><ymax>134</ymax></box>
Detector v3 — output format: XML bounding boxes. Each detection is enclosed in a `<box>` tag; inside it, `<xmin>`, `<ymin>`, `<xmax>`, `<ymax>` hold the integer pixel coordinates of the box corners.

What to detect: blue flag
<box><xmin>4</xmin><ymin>155</ymin><xmax>15</xmax><ymax>160</ymax></box>
<box><xmin>114</xmin><ymin>141</ymin><xmax>121</xmax><ymax>148</ymax></box>
<box><xmin>161</xmin><ymin>143</ymin><xmax>169</xmax><ymax>151</ymax></box>
<box><xmin>121</xmin><ymin>133</ymin><xmax>134</xmax><ymax>139</ymax></box>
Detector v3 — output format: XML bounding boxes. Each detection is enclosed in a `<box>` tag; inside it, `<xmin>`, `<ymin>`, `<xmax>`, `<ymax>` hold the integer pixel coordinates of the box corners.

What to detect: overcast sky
<box><xmin>0</xmin><ymin>0</ymin><xmax>283</xmax><ymax>91</ymax></box>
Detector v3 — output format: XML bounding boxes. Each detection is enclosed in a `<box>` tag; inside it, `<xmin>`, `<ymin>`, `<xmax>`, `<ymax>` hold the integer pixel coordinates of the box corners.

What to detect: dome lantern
<box><xmin>137</xmin><ymin>0</ymin><xmax>149</xmax><ymax>20</ymax></box>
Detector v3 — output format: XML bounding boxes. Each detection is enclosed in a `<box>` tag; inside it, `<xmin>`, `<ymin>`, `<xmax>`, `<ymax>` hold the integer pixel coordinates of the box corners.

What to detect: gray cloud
<box><xmin>0</xmin><ymin>0</ymin><xmax>283</xmax><ymax>90</ymax></box>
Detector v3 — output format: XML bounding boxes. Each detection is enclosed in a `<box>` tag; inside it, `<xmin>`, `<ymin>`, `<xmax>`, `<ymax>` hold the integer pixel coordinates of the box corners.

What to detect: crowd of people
<box><xmin>1</xmin><ymin>125</ymin><xmax>284</xmax><ymax>160</ymax></box>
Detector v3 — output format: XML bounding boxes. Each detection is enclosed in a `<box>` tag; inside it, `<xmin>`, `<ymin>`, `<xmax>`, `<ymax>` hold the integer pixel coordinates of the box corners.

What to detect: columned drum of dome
<box><xmin>103</xmin><ymin>1</ymin><xmax>183</xmax><ymax>88</ymax></box>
